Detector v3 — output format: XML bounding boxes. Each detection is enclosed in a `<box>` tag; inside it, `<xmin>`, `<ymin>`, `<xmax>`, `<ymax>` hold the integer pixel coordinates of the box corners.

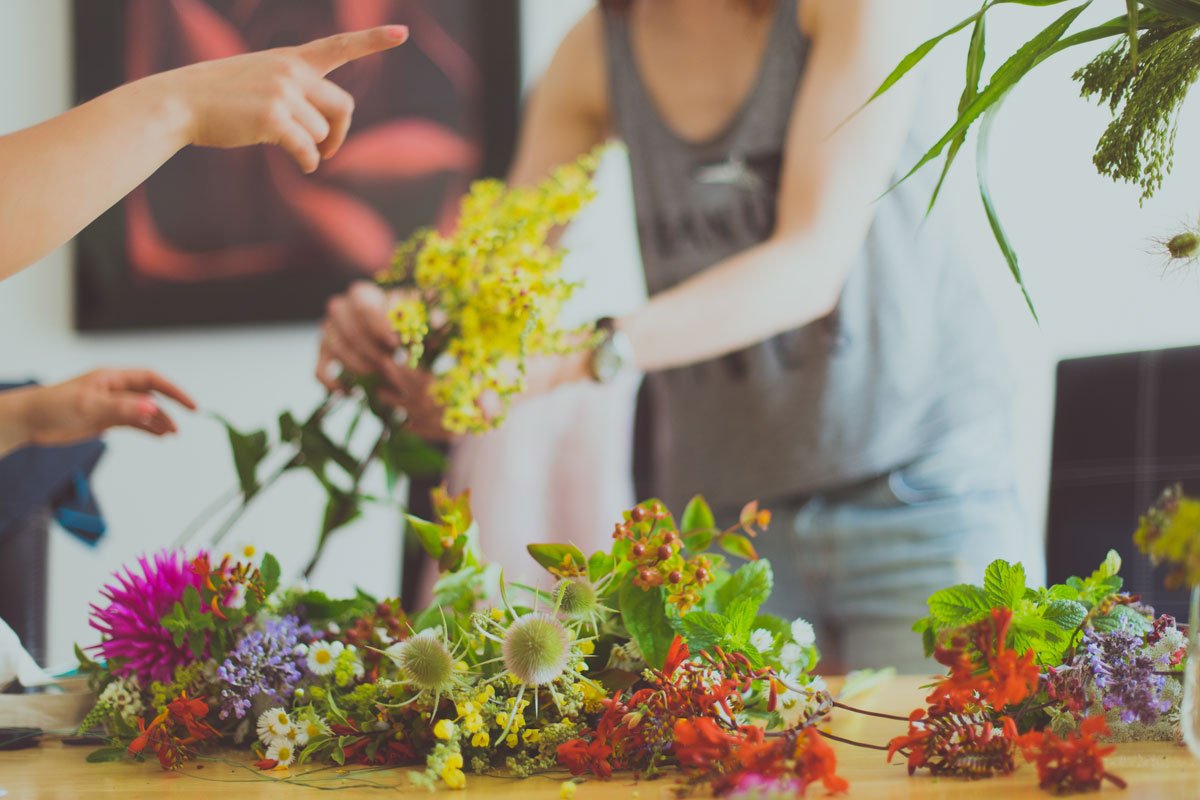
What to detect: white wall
<box><xmin>5</xmin><ymin>0</ymin><xmax>1200</xmax><ymax>667</ymax></box>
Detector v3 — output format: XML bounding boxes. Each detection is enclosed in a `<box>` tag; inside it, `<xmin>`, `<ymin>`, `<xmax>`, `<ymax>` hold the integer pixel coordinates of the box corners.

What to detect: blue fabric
<box><xmin>0</xmin><ymin>382</ymin><xmax>107</xmax><ymax>545</ymax></box>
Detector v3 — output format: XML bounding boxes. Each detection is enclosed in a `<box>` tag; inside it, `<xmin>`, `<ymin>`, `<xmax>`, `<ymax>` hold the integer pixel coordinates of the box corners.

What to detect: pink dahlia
<box><xmin>89</xmin><ymin>551</ymin><xmax>206</xmax><ymax>684</ymax></box>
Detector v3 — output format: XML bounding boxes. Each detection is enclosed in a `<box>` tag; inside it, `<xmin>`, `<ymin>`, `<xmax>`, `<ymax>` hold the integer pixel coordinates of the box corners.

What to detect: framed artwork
<box><xmin>73</xmin><ymin>0</ymin><xmax>520</xmax><ymax>330</ymax></box>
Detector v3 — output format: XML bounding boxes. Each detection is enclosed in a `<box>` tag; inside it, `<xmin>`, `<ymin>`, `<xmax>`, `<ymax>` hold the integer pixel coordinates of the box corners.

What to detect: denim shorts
<box><xmin>743</xmin><ymin>457</ymin><xmax>1027</xmax><ymax>673</ymax></box>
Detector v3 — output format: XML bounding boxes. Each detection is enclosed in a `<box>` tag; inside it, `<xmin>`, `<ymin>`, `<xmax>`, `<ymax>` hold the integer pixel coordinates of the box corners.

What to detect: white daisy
<box><xmin>779</xmin><ymin>642</ymin><xmax>804</xmax><ymax>667</ymax></box>
<box><xmin>749</xmin><ymin>628</ymin><xmax>775</xmax><ymax>653</ymax></box>
<box><xmin>257</xmin><ymin>707</ymin><xmax>291</xmax><ymax>742</ymax></box>
<box><xmin>306</xmin><ymin>640</ymin><xmax>343</xmax><ymax>675</ymax></box>
<box><xmin>791</xmin><ymin>618</ymin><xmax>816</xmax><ymax>648</ymax></box>
<box><xmin>299</xmin><ymin>716</ymin><xmax>328</xmax><ymax>742</ymax></box>
<box><xmin>266</xmin><ymin>739</ymin><xmax>297</xmax><ymax>767</ymax></box>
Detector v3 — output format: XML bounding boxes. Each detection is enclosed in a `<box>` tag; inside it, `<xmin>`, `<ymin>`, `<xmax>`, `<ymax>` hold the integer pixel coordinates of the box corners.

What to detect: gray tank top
<box><xmin>603</xmin><ymin>0</ymin><xmax>1013</xmax><ymax>512</ymax></box>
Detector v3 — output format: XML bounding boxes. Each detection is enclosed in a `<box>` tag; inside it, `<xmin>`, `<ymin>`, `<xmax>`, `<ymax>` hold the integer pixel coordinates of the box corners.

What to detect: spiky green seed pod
<box><xmin>385</xmin><ymin>630</ymin><xmax>454</xmax><ymax>691</ymax></box>
<box><xmin>556</xmin><ymin>578</ymin><xmax>600</xmax><ymax>621</ymax></box>
<box><xmin>1167</xmin><ymin>231</ymin><xmax>1200</xmax><ymax>260</ymax></box>
<box><xmin>502</xmin><ymin>613</ymin><xmax>570</xmax><ymax>686</ymax></box>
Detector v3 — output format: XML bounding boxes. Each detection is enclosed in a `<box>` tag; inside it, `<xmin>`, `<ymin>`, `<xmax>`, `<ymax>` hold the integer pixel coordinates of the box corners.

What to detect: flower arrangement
<box><xmin>889</xmin><ymin>550</ymin><xmax>1187</xmax><ymax>793</ymax></box>
<box><xmin>179</xmin><ymin>150</ymin><xmax>603</xmax><ymax>576</ymax></box>
<box><xmin>870</xmin><ymin>0</ymin><xmax>1200</xmax><ymax>315</ymax></box>
<box><xmin>76</xmin><ymin>493</ymin><xmax>839</xmax><ymax>795</ymax></box>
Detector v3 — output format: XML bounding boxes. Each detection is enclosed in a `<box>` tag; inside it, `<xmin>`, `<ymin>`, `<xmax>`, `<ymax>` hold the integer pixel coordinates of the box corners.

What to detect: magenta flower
<box><xmin>89</xmin><ymin>552</ymin><xmax>205</xmax><ymax>684</ymax></box>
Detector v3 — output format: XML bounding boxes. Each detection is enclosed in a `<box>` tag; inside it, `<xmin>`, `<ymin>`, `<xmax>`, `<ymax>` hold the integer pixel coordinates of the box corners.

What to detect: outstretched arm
<box><xmin>0</xmin><ymin>25</ymin><xmax>408</xmax><ymax>282</ymax></box>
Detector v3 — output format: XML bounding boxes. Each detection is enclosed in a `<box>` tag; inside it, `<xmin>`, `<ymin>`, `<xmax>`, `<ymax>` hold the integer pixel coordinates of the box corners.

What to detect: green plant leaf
<box><xmin>260</xmin><ymin>553</ymin><xmax>281</xmax><ymax>595</ymax></box>
<box><xmin>717</xmin><ymin>532</ymin><xmax>758</xmax><ymax>561</ymax></box>
<box><xmin>406</xmin><ymin>515</ymin><xmax>445</xmax><ymax>559</ymax></box>
<box><xmin>1042</xmin><ymin>598</ymin><xmax>1087</xmax><ymax>630</ymax></box>
<box><xmin>984</xmin><ymin>560</ymin><xmax>1028</xmax><ymax>608</ymax></box>
<box><xmin>618</xmin><ymin>581</ymin><xmax>675</xmax><ymax>670</ymax></box>
<box><xmin>680</xmin><ymin>496</ymin><xmax>716</xmax><ymax>534</ymax></box>
<box><xmin>682</xmin><ymin>529</ymin><xmax>716</xmax><ymax>554</ymax></box>
<box><xmin>890</xmin><ymin>2</ymin><xmax>1092</xmax><ymax>194</ymax></box>
<box><xmin>381</xmin><ymin>428</ymin><xmax>447</xmax><ymax>490</ymax></box>
<box><xmin>1092</xmin><ymin>550</ymin><xmax>1122</xmax><ymax>580</ymax></box>
<box><xmin>86</xmin><ymin>746</ymin><xmax>128</xmax><ymax>763</ymax></box>
<box><xmin>929</xmin><ymin>4</ymin><xmax>989</xmax><ymax>212</ymax></box>
<box><xmin>182</xmin><ymin>585</ymin><xmax>202</xmax><ymax>616</ymax></box>
<box><xmin>215</xmin><ymin>415</ymin><xmax>270</xmax><ymax>500</ymax></box>
<box><xmin>725</xmin><ymin>596</ymin><xmax>759</xmax><ymax>641</ymax></box>
<box><xmin>527</xmin><ymin>543</ymin><xmax>587</xmax><ymax>574</ymax></box>
<box><xmin>978</xmin><ymin>101</ymin><xmax>1039</xmax><ymax>320</ymax></box>
<box><xmin>588</xmin><ymin>551</ymin><xmax>614</xmax><ymax>584</ymax></box>
<box><xmin>928</xmin><ymin>584</ymin><xmax>991</xmax><ymax>625</ymax></box>
<box><xmin>673</xmin><ymin>611</ymin><xmax>727</xmax><ymax>652</ymax></box>
<box><xmin>714</xmin><ymin>559</ymin><xmax>773</xmax><ymax>613</ymax></box>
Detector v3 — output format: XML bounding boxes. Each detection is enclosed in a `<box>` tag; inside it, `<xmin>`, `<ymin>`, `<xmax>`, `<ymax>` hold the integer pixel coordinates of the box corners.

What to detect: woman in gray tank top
<box><xmin>318</xmin><ymin>0</ymin><xmax>1025</xmax><ymax>672</ymax></box>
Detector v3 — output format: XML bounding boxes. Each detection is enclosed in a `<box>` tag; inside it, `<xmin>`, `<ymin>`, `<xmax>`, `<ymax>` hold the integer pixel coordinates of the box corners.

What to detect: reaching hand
<box><xmin>153</xmin><ymin>25</ymin><xmax>409</xmax><ymax>173</ymax></box>
<box><xmin>10</xmin><ymin>369</ymin><xmax>197</xmax><ymax>450</ymax></box>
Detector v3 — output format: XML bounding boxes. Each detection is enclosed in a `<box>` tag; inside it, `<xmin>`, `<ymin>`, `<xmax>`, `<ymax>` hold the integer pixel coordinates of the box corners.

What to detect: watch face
<box><xmin>593</xmin><ymin>342</ymin><xmax>622</xmax><ymax>383</ymax></box>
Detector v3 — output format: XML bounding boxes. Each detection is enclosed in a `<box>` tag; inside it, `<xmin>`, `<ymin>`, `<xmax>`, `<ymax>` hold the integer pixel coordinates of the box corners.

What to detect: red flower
<box><xmin>127</xmin><ymin>692</ymin><xmax>218</xmax><ymax>770</ymax></box>
<box><xmin>888</xmin><ymin>708</ymin><xmax>1019</xmax><ymax>779</ymax></box>
<box><xmin>794</xmin><ymin>727</ymin><xmax>849</xmax><ymax>794</ymax></box>
<box><xmin>673</xmin><ymin>718</ymin><xmax>740</xmax><ymax>770</ymax></box>
<box><xmin>1017</xmin><ymin>716</ymin><xmax>1127</xmax><ymax>793</ymax></box>
<box><xmin>557</xmin><ymin>737</ymin><xmax>614</xmax><ymax>779</ymax></box>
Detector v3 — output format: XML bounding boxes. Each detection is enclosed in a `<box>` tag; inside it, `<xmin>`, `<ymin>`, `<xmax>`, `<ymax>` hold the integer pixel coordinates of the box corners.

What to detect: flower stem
<box><xmin>831</xmin><ymin>700</ymin><xmax>909</xmax><ymax>722</ymax></box>
<box><xmin>815</xmin><ymin>729</ymin><xmax>892</xmax><ymax>751</ymax></box>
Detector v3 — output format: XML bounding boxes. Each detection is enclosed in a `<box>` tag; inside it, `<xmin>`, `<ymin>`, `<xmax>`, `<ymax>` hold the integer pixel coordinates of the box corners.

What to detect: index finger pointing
<box><xmin>297</xmin><ymin>25</ymin><xmax>409</xmax><ymax>75</ymax></box>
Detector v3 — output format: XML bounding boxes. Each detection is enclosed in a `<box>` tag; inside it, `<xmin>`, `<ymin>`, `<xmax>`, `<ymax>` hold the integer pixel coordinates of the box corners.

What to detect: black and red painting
<box><xmin>73</xmin><ymin>0</ymin><xmax>519</xmax><ymax>330</ymax></box>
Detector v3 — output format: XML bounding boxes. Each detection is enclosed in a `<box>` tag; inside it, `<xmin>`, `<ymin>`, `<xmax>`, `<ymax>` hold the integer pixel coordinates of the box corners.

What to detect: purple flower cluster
<box><xmin>216</xmin><ymin>615</ymin><xmax>310</xmax><ymax>719</ymax></box>
<box><xmin>1081</xmin><ymin>625</ymin><xmax>1171</xmax><ymax>725</ymax></box>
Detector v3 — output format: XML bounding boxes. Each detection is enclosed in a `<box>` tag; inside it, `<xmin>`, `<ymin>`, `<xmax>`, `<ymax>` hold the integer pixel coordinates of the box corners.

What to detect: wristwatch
<box><xmin>587</xmin><ymin>317</ymin><xmax>634</xmax><ymax>384</ymax></box>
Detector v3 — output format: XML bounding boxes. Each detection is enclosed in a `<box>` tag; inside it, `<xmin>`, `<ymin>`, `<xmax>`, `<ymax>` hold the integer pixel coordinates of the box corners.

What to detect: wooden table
<box><xmin>3</xmin><ymin>677</ymin><xmax>1197</xmax><ymax>798</ymax></box>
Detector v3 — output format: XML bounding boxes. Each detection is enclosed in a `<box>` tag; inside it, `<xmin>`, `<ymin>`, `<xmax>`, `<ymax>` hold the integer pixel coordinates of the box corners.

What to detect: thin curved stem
<box><xmin>831</xmin><ymin>700</ymin><xmax>910</xmax><ymax>722</ymax></box>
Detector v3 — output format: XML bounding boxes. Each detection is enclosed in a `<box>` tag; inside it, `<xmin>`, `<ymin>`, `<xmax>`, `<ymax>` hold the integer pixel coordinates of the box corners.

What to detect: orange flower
<box><xmin>1017</xmin><ymin>715</ymin><xmax>1126</xmax><ymax>793</ymax></box>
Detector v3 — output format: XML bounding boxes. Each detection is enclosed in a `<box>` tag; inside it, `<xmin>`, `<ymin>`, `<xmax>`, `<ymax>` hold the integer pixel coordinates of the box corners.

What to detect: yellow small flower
<box><xmin>471</xmin><ymin>731</ymin><xmax>490</xmax><ymax>748</ymax></box>
<box><xmin>494</xmin><ymin>712</ymin><xmax>509</xmax><ymax>728</ymax></box>
<box><xmin>464</xmin><ymin>713</ymin><xmax>484</xmax><ymax>733</ymax></box>
<box><xmin>454</xmin><ymin>660</ymin><xmax>469</xmax><ymax>672</ymax></box>
<box><xmin>560</xmin><ymin>781</ymin><xmax>577</xmax><ymax>799</ymax></box>
<box><xmin>456</xmin><ymin>700</ymin><xmax>477</xmax><ymax>717</ymax></box>
<box><xmin>506</xmin><ymin>733</ymin><xmax>518</xmax><ymax>748</ymax></box>
<box><xmin>575</xmin><ymin>661</ymin><xmax>588</xmax><ymax>672</ymax></box>
<box><xmin>578</xmin><ymin>640</ymin><xmax>595</xmax><ymax>656</ymax></box>
<box><xmin>433</xmin><ymin>720</ymin><xmax>457</xmax><ymax>741</ymax></box>
<box><xmin>442</xmin><ymin>767</ymin><xmax>467</xmax><ymax>790</ymax></box>
<box><xmin>445</xmin><ymin>753</ymin><xmax>464</xmax><ymax>770</ymax></box>
<box><xmin>522</xmin><ymin>729</ymin><xmax>541</xmax><ymax>744</ymax></box>
<box><xmin>490</xmin><ymin>608</ymin><xmax>506</xmax><ymax>622</ymax></box>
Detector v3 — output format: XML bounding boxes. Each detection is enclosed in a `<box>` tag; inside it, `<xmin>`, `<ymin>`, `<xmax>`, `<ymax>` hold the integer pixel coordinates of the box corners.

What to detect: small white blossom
<box><xmin>266</xmin><ymin>739</ymin><xmax>297</xmax><ymax>767</ymax></box>
<box><xmin>791</xmin><ymin>618</ymin><xmax>816</xmax><ymax>648</ymax></box>
<box><xmin>749</xmin><ymin>628</ymin><xmax>775</xmax><ymax>653</ymax></box>
<box><xmin>257</xmin><ymin>707</ymin><xmax>291</xmax><ymax>742</ymax></box>
<box><xmin>779</xmin><ymin>642</ymin><xmax>804</xmax><ymax>667</ymax></box>
<box><xmin>307</xmin><ymin>640</ymin><xmax>343</xmax><ymax>675</ymax></box>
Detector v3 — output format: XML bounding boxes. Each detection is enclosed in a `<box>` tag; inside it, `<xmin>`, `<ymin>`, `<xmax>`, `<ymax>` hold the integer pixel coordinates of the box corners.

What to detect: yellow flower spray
<box><xmin>376</xmin><ymin>148</ymin><xmax>604</xmax><ymax>435</ymax></box>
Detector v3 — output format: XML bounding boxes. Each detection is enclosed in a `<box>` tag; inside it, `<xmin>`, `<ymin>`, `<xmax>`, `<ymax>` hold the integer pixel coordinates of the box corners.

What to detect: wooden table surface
<box><xmin>3</xmin><ymin>677</ymin><xmax>1197</xmax><ymax>799</ymax></box>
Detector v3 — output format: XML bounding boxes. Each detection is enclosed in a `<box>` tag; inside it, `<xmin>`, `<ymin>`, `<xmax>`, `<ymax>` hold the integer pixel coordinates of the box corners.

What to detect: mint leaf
<box><xmin>725</xmin><ymin>596</ymin><xmax>759</xmax><ymax>641</ymax></box>
<box><xmin>714</xmin><ymin>560</ymin><xmax>773</xmax><ymax>613</ymax></box>
<box><xmin>984</xmin><ymin>560</ymin><xmax>1026</xmax><ymax>608</ymax></box>
<box><xmin>928</xmin><ymin>584</ymin><xmax>990</xmax><ymax>625</ymax></box>
<box><xmin>260</xmin><ymin>553</ymin><xmax>281</xmax><ymax>595</ymax></box>
<box><xmin>1042</xmin><ymin>599</ymin><xmax>1087</xmax><ymax>631</ymax></box>
<box><xmin>674</xmin><ymin>611</ymin><xmax>727</xmax><ymax>652</ymax></box>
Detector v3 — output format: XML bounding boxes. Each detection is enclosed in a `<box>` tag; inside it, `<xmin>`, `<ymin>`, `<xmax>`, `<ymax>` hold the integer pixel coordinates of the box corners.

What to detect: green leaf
<box><xmin>890</xmin><ymin>2</ymin><xmax>1092</xmax><ymax>194</ymax></box>
<box><xmin>588</xmin><ymin>551</ymin><xmax>614</xmax><ymax>584</ymax></box>
<box><xmin>260</xmin><ymin>553</ymin><xmax>281</xmax><ymax>595</ymax></box>
<box><xmin>86</xmin><ymin>746</ymin><xmax>128</xmax><ymax>763</ymax></box>
<box><xmin>717</xmin><ymin>532</ymin><xmax>758</xmax><ymax>561</ymax></box>
<box><xmin>984</xmin><ymin>560</ymin><xmax>1028</xmax><ymax>608</ymax></box>
<box><xmin>714</xmin><ymin>559</ymin><xmax>773</xmax><ymax>613</ymax></box>
<box><xmin>381</xmin><ymin>428</ymin><xmax>446</xmax><ymax>490</ymax></box>
<box><xmin>1143</xmin><ymin>0</ymin><xmax>1200</xmax><ymax>23</ymax></box>
<box><xmin>405</xmin><ymin>515</ymin><xmax>445</xmax><ymax>558</ymax></box>
<box><xmin>682</xmin><ymin>529</ymin><xmax>716</xmax><ymax>554</ymax></box>
<box><xmin>673</xmin><ymin>611</ymin><xmax>728</xmax><ymax>652</ymax></box>
<box><xmin>1042</xmin><ymin>599</ymin><xmax>1087</xmax><ymax>630</ymax></box>
<box><xmin>187</xmin><ymin>630</ymin><xmax>206</xmax><ymax>660</ymax></box>
<box><xmin>680</xmin><ymin>496</ymin><xmax>716</xmax><ymax>534</ymax></box>
<box><xmin>182</xmin><ymin>585</ymin><xmax>202</xmax><ymax>616</ymax></box>
<box><xmin>1092</xmin><ymin>550</ymin><xmax>1123</xmax><ymax>580</ymax></box>
<box><xmin>215</xmin><ymin>415</ymin><xmax>270</xmax><ymax>500</ymax></box>
<box><xmin>279</xmin><ymin>411</ymin><xmax>301</xmax><ymax>443</ymax></box>
<box><xmin>618</xmin><ymin>581</ymin><xmax>675</xmax><ymax>670</ymax></box>
<box><xmin>929</xmin><ymin>4</ymin><xmax>988</xmax><ymax>212</ymax></box>
<box><xmin>526</xmin><ymin>543</ymin><xmax>587</xmax><ymax>574</ymax></box>
<box><xmin>978</xmin><ymin>101</ymin><xmax>1039</xmax><ymax>320</ymax></box>
<box><xmin>928</xmin><ymin>584</ymin><xmax>991</xmax><ymax>625</ymax></box>
<box><xmin>725</xmin><ymin>596</ymin><xmax>759</xmax><ymax>641</ymax></box>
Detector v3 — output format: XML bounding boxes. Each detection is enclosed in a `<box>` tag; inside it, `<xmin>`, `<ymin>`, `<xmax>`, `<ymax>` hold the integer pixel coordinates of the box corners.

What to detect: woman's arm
<box><xmin>0</xmin><ymin>26</ymin><xmax>408</xmax><ymax>282</ymax></box>
<box><xmin>608</xmin><ymin>0</ymin><xmax>923</xmax><ymax>373</ymax></box>
<box><xmin>317</xmin><ymin>12</ymin><xmax>611</xmax><ymax>409</ymax></box>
